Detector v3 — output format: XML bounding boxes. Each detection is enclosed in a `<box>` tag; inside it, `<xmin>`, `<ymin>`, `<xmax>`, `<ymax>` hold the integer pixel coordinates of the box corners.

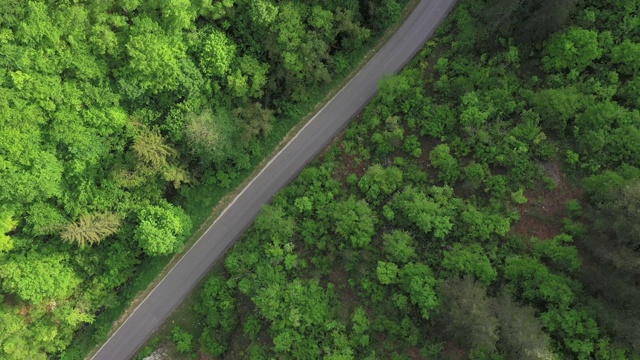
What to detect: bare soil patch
<box><xmin>511</xmin><ymin>161</ymin><xmax>583</xmax><ymax>239</ymax></box>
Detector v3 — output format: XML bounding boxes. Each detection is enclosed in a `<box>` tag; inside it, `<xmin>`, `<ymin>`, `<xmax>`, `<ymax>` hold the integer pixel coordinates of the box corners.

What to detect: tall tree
<box><xmin>120</xmin><ymin>17</ymin><xmax>187</xmax><ymax>96</ymax></box>
<box><xmin>492</xmin><ymin>292</ymin><xmax>555</xmax><ymax>360</ymax></box>
<box><xmin>134</xmin><ymin>202</ymin><xmax>192</xmax><ymax>256</ymax></box>
<box><xmin>543</xmin><ymin>27</ymin><xmax>601</xmax><ymax>74</ymax></box>
<box><xmin>331</xmin><ymin>197</ymin><xmax>377</xmax><ymax>248</ymax></box>
<box><xmin>60</xmin><ymin>212</ymin><xmax>121</xmax><ymax>248</ymax></box>
<box><xmin>439</xmin><ymin>275</ymin><xmax>499</xmax><ymax>353</ymax></box>
<box><xmin>0</xmin><ymin>252</ymin><xmax>81</xmax><ymax>303</ymax></box>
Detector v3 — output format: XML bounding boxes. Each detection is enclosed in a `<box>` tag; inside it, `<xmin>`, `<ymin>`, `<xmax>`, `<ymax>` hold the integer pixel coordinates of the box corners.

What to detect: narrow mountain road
<box><xmin>90</xmin><ymin>1</ymin><xmax>457</xmax><ymax>358</ymax></box>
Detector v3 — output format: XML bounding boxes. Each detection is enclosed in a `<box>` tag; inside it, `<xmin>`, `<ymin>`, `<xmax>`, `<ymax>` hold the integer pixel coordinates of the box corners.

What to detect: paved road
<box><xmin>90</xmin><ymin>1</ymin><xmax>457</xmax><ymax>359</ymax></box>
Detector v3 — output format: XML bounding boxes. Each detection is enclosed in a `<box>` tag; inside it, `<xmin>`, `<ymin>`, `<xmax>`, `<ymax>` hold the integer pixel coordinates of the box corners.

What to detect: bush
<box><xmin>430</xmin><ymin>144</ymin><xmax>460</xmax><ymax>184</ymax></box>
<box><xmin>171</xmin><ymin>326</ymin><xmax>194</xmax><ymax>354</ymax></box>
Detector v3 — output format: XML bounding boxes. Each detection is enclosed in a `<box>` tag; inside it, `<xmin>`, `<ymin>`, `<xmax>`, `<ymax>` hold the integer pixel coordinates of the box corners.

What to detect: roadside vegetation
<box><xmin>155</xmin><ymin>0</ymin><xmax>640</xmax><ymax>358</ymax></box>
<box><xmin>0</xmin><ymin>0</ymin><xmax>410</xmax><ymax>358</ymax></box>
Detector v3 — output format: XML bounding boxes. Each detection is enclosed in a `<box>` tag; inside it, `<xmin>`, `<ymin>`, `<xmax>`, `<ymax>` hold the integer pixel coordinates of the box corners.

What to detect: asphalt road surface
<box><xmin>90</xmin><ymin>1</ymin><xmax>457</xmax><ymax>359</ymax></box>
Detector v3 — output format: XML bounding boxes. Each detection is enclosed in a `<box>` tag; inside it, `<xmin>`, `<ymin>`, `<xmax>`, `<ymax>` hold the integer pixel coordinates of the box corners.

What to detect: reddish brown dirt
<box><xmin>326</xmin><ymin>264</ymin><xmax>362</xmax><ymax>319</ymax></box>
<box><xmin>511</xmin><ymin>161</ymin><xmax>583</xmax><ymax>240</ymax></box>
<box><xmin>441</xmin><ymin>341</ymin><xmax>467</xmax><ymax>360</ymax></box>
<box><xmin>418</xmin><ymin>135</ymin><xmax>442</xmax><ymax>174</ymax></box>
<box><xmin>407</xmin><ymin>346</ymin><xmax>424</xmax><ymax>359</ymax></box>
<box><xmin>333</xmin><ymin>143</ymin><xmax>369</xmax><ymax>185</ymax></box>
<box><xmin>19</xmin><ymin>305</ymin><xmax>32</xmax><ymax>324</ymax></box>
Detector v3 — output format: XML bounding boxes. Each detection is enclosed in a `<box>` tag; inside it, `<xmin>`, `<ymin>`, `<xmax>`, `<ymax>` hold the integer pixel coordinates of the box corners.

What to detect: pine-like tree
<box><xmin>61</xmin><ymin>212</ymin><xmax>121</xmax><ymax>247</ymax></box>
<box><xmin>133</xmin><ymin>129</ymin><xmax>175</xmax><ymax>170</ymax></box>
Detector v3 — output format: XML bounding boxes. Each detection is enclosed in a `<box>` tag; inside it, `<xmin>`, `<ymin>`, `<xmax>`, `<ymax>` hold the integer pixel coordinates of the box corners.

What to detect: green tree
<box><xmin>611</xmin><ymin>39</ymin><xmax>640</xmax><ymax>75</ymax></box>
<box><xmin>382</xmin><ymin>230</ymin><xmax>417</xmax><ymax>264</ymax></box>
<box><xmin>331</xmin><ymin>197</ymin><xmax>376</xmax><ymax>248</ymax></box>
<box><xmin>430</xmin><ymin>144</ymin><xmax>460</xmax><ymax>184</ymax></box>
<box><xmin>492</xmin><ymin>292</ymin><xmax>555</xmax><ymax>360</ymax></box>
<box><xmin>60</xmin><ymin>212</ymin><xmax>121</xmax><ymax>248</ymax></box>
<box><xmin>504</xmin><ymin>256</ymin><xmax>575</xmax><ymax>308</ymax></box>
<box><xmin>134</xmin><ymin>202</ymin><xmax>192</xmax><ymax>256</ymax></box>
<box><xmin>391</xmin><ymin>186</ymin><xmax>458</xmax><ymax>240</ymax></box>
<box><xmin>458</xmin><ymin>204</ymin><xmax>511</xmax><ymax>243</ymax></box>
<box><xmin>228</xmin><ymin>56</ymin><xmax>269</xmax><ymax>99</ymax></box>
<box><xmin>541</xmin><ymin>307</ymin><xmax>599</xmax><ymax>358</ymax></box>
<box><xmin>120</xmin><ymin>17</ymin><xmax>187</xmax><ymax>95</ymax></box>
<box><xmin>400</xmin><ymin>263</ymin><xmax>439</xmax><ymax>320</ymax></box>
<box><xmin>254</xmin><ymin>205</ymin><xmax>295</xmax><ymax>244</ymax></box>
<box><xmin>358</xmin><ymin>164</ymin><xmax>403</xmax><ymax>204</ymax></box>
<box><xmin>528</xmin><ymin>86</ymin><xmax>590</xmax><ymax>136</ymax></box>
<box><xmin>376</xmin><ymin>261</ymin><xmax>399</xmax><ymax>285</ymax></box>
<box><xmin>463</xmin><ymin>162</ymin><xmax>487</xmax><ymax>189</ymax></box>
<box><xmin>248</xmin><ymin>0</ymin><xmax>279</xmax><ymax>26</ymax></box>
<box><xmin>350</xmin><ymin>307</ymin><xmax>370</xmax><ymax>348</ymax></box>
<box><xmin>439</xmin><ymin>275</ymin><xmax>499</xmax><ymax>353</ymax></box>
<box><xmin>171</xmin><ymin>326</ymin><xmax>194</xmax><ymax>354</ymax></box>
<box><xmin>0</xmin><ymin>125</ymin><xmax>64</xmax><ymax>205</ymax></box>
<box><xmin>532</xmin><ymin>234</ymin><xmax>581</xmax><ymax>272</ymax></box>
<box><xmin>196</xmin><ymin>275</ymin><xmax>238</xmax><ymax>356</ymax></box>
<box><xmin>441</xmin><ymin>243</ymin><xmax>497</xmax><ymax>286</ymax></box>
<box><xmin>543</xmin><ymin>27</ymin><xmax>601</xmax><ymax>73</ymax></box>
<box><xmin>200</xmin><ymin>29</ymin><xmax>236</xmax><ymax>77</ymax></box>
<box><xmin>0</xmin><ymin>210</ymin><xmax>17</xmax><ymax>253</ymax></box>
<box><xmin>0</xmin><ymin>252</ymin><xmax>81</xmax><ymax>303</ymax></box>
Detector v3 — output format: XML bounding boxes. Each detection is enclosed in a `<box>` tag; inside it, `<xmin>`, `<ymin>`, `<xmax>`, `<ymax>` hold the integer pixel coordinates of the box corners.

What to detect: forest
<box><xmin>144</xmin><ymin>0</ymin><xmax>640</xmax><ymax>359</ymax></box>
<box><xmin>0</xmin><ymin>0</ymin><xmax>408</xmax><ymax>359</ymax></box>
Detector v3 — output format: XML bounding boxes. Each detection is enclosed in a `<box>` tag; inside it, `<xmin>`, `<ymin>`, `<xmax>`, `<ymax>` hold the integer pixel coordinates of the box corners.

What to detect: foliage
<box><xmin>0</xmin><ymin>0</ymin><xmax>409</xmax><ymax>356</ymax></box>
<box><xmin>441</xmin><ymin>243</ymin><xmax>497</xmax><ymax>286</ymax></box>
<box><xmin>4</xmin><ymin>0</ymin><xmax>636</xmax><ymax>357</ymax></box>
<box><xmin>543</xmin><ymin>27</ymin><xmax>602</xmax><ymax>73</ymax></box>
<box><xmin>60</xmin><ymin>212</ymin><xmax>121</xmax><ymax>248</ymax></box>
<box><xmin>331</xmin><ymin>197</ymin><xmax>377</xmax><ymax>248</ymax></box>
<box><xmin>492</xmin><ymin>292</ymin><xmax>555</xmax><ymax>360</ymax></box>
<box><xmin>358</xmin><ymin>165</ymin><xmax>403</xmax><ymax>204</ymax></box>
<box><xmin>382</xmin><ymin>230</ymin><xmax>417</xmax><ymax>264</ymax></box>
<box><xmin>195</xmin><ymin>275</ymin><xmax>237</xmax><ymax>356</ymax></box>
<box><xmin>0</xmin><ymin>252</ymin><xmax>81</xmax><ymax>303</ymax></box>
<box><xmin>135</xmin><ymin>203</ymin><xmax>192</xmax><ymax>256</ymax></box>
<box><xmin>181</xmin><ymin>0</ymin><xmax>640</xmax><ymax>356</ymax></box>
<box><xmin>429</xmin><ymin>144</ymin><xmax>460</xmax><ymax>184</ymax></box>
<box><xmin>439</xmin><ymin>275</ymin><xmax>499</xmax><ymax>353</ymax></box>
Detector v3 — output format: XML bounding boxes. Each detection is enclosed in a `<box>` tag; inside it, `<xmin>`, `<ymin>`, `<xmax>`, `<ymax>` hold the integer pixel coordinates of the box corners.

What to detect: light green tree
<box><xmin>121</xmin><ymin>17</ymin><xmax>187</xmax><ymax>95</ymax></box>
<box><xmin>200</xmin><ymin>30</ymin><xmax>236</xmax><ymax>77</ymax></box>
<box><xmin>135</xmin><ymin>203</ymin><xmax>192</xmax><ymax>256</ymax></box>
<box><xmin>358</xmin><ymin>165</ymin><xmax>403</xmax><ymax>204</ymax></box>
<box><xmin>376</xmin><ymin>261</ymin><xmax>399</xmax><ymax>285</ymax></box>
<box><xmin>442</xmin><ymin>243</ymin><xmax>497</xmax><ymax>286</ymax></box>
<box><xmin>0</xmin><ymin>252</ymin><xmax>81</xmax><ymax>303</ymax></box>
<box><xmin>331</xmin><ymin>197</ymin><xmax>377</xmax><ymax>248</ymax></box>
<box><xmin>543</xmin><ymin>27</ymin><xmax>601</xmax><ymax>73</ymax></box>
<box><xmin>382</xmin><ymin>230</ymin><xmax>417</xmax><ymax>264</ymax></box>
<box><xmin>61</xmin><ymin>212</ymin><xmax>121</xmax><ymax>248</ymax></box>
<box><xmin>430</xmin><ymin>144</ymin><xmax>460</xmax><ymax>184</ymax></box>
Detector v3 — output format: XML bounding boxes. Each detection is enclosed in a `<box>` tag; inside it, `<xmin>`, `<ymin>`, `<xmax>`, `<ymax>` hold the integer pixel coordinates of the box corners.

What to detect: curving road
<box><xmin>90</xmin><ymin>1</ymin><xmax>457</xmax><ymax>359</ymax></box>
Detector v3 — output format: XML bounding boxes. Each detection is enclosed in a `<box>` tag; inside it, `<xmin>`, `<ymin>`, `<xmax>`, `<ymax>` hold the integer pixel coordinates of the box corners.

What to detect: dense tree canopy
<box><xmin>4</xmin><ymin>0</ymin><xmax>640</xmax><ymax>358</ymax></box>
<box><xmin>178</xmin><ymin>0</ymin><xmax>640</xmax><ymax>359</ymax></box>
<box><xmin>0</xmin><ymin>0</ymin><xmax>405</xmax><ymax>358</ymax></box>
